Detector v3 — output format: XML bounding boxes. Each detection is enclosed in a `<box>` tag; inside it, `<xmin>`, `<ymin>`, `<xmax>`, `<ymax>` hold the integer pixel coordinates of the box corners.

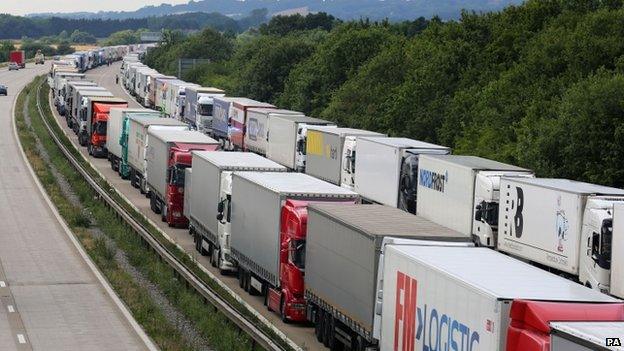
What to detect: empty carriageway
<box><xmin>0</xmin><ymin>63</ymin><xmax>156</xmax><ymax>350</ymax></box>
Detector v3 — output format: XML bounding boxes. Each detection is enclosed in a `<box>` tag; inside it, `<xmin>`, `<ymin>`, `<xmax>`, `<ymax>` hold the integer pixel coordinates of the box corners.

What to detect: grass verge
<box><xmin>17</xmin><ymin>76</ymin><xmax>263</xmax><ymax>351</ymax></box>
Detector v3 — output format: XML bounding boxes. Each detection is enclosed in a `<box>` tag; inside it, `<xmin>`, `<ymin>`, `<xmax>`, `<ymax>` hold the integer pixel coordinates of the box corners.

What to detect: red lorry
<box><xmin>9</xmin><ymin>50</ymin><xmax>25</xmax><ymax>68</ymax></box>
<box><xmin>79</xmin><ymin>97</ymin><xmax>127</xmax><ymax>157</ymax></box>
<box><xmin>146</xmin><ymin>129</ymin><xmax>220</xmax><ymax>227</ymax></box>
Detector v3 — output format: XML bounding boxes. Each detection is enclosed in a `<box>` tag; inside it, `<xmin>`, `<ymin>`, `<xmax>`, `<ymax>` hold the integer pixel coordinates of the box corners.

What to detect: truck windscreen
<box><xmin>197</xmin><ymin>103</ymin><xmax>213</xmax><ymax>116</ymax></box>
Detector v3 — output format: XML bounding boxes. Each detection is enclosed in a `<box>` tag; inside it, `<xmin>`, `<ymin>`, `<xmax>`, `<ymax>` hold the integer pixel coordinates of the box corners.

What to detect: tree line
<box><xmin>145</xmin><ymin>1</ymin><xmax>624</xmax><ymax>188</ymax></box>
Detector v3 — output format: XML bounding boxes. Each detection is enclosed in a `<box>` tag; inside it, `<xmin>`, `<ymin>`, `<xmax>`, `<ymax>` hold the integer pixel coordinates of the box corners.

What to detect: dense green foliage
<box><xmin>145</xmin><ymin>2</ymin><xmax>624</xmax><ymax>187</ymax></box>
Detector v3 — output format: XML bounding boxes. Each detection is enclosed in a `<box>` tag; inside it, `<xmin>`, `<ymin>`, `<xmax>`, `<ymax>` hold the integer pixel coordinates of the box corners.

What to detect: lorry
<box><xmin>229</xmin><ymin>173</ymin><xmax>359</xmax><ymax>322</ymax></box>
<box><xmin>229</xmin><ymin>98</ymin><xmax>275</xmax><ymax>151</ymax></box>
<box><xmin>127</xmin><ymin>116</ymin><xmax>188</xmax><ymax>192</ymax></box>
<box><xmin>71</xmin><ymin>88</ymin><xmax>113</xmax><ymax>133</ymax></box>
<box><xmin>304</xmin><ymin>204</ymin><xmax>474</xmax><ymax>349</ymax></box>
<box><xmin>549</xmin><ymin>322</ymin><xmax>624</xmax><ymax>351</ymax></box>
<box><xmin>79</xmin><ymin>96</ymin><xmax>128</xmax><ymax>157</ymax></box>
<box><xmin>165</xmin><ymin>80</ymin><xmax>199</xmax><ymax>118</ymax></box>
<box><xmin>9</xmin><ymin>50</ymin><xmax>25</xmax><ymax>68</ymax></box>
<box><xmin>145</xmin><ymin>129</ymin><xmax>219</xmax><ymax>227</ymax></box>
<box><xmin>146</xmin><ymin>73</ymin><xmax>176</xmax><ymax>109</ymax></box>
<box><xmin>378</xmin><ymin>246</ymin><xmax>622</xmax><ymax>351</ymax></box>
<box><xmin>305</xmin><ymin>127</ymin><xmax>385</xmax><ymax>186</ymax></box>
<box><xmin>612</xmin><ymin>204</ymin><xmax>624</xmax><ymax>299</ymax></box>
<box><xmin>135</xmin><ymin>67</ymin><xmax>159</xmax><ymax>106</ymax></box>
<box><xmin>243</xmin><ymin>108</ymin><xmax>303</xmax><ymax>156</ymax></box>
<box><xmin>497</xmin><ymin>178</ymin><xmax>624</xmax><ymax>294</ymax></box>
<box><xmin>184</xmin><ymin>86</ymin><xmax>226</xmax><ymax>131</ymax></box>
<box><xmin>174</xmin><ymin>82</ymin><xmax>201</xmax><ymax>121</ymax></box>
<box><xmin>106</xmin><ymin>108</ymin><xmax>161</xmax><ymax>173</ymax></box>
<box><xmin>34</xmin><ymin>50</ymin><xmax>45</xmax><ymax>65</ymax></box>
<box><xmin>188</xmin><ymin>152</ymin><xmax>286</xmax><ymax>274</ymax></box>
<box><xmin>53</xmin><ymin>73</ymin><xmax>85</xmax><ymax>113</ymax></box>
<box><xmin>64</xmin><ymin>81</ymin><xmax>98</xmax><ymax>122</ymax></box>
<box><xmin>353</xmin><ymin>137</ymin><xmax>450</xmax><ymax>214</ymax></box>
<box><xmin>416</xmin><ymin>155</ymin><xmax>534</xmax><ymax>247</ymax></box>
<box><xmin>266</xmin><ymin>115</ymin><xmax>336</xmax><ymax>172</ymax></box>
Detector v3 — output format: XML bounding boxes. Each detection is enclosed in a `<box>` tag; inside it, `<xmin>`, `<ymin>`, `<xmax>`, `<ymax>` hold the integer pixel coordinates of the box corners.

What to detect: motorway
<box><xmin>0</xmin><ymin>63</ymin><xmax>155</xmax><ymax>351</ymax></box>
<box><xmin>55</xmin><ymin>62</ymin><xmax>321</xmax><ymax>350</ymax></box>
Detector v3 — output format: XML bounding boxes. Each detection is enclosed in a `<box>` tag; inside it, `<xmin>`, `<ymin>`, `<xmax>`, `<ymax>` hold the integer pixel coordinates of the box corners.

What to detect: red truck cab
<box><xmin>90</xmin><ymin>102</ymin><xmax>128</xmax><ymax>157</ymax></box>
<box><xmin>9</xmin><ymin>50</ymin><xmax>25</xmax><ymax>68</ymax></box>
<box><xmin>267</xmin><ymin>199</ymin><xmax>355</xmax><ymax>322</ymax></box>
<box><xmin>166</xmin><ymin>143</ymin><xmax>219</xmax><ymax>227</ymax></box>
<box><xmin>507</xmin><ymin>300</ymin><xmax>624</xmax><ymax>351</ymax></box>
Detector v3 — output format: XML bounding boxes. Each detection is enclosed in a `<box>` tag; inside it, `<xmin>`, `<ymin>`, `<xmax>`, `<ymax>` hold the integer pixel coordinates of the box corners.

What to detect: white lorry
<box><xmin>612</xmin><ymin>204</ymin><xmax>624</xmax><ymax>298</ymax></box>
<box><xmin>127</xmin><ymin>116</ymin><xmax>189</xmax><ymax>194</ymax></box>
<box><xmin>352</xmin><ymin>137</ymin><xmax>450</xmax><ymax>213</ymax></box>
<box><xmin>106</xmin><ymin>108</ymin><xmax>161</xmax><ymax>173</ymax></box>
<box><xmin>184</xmin><ymin>86</ymin><xmax>226</xmax><ymax>132</ymax></box>
<box><xmin>265</xmin><ymin>115</ymin><xmax>335</xmax><ymax>172</ymax></box>
<box><xmin>378</xmin><ymin>246</ymin><xmax>622</xmax><ymax>351</ymax></box>
<box><xmin>188</xmin><ymin>151</ymin><xmax>286</xmax><ymax>273</ymax></box>
<box><xmin>497</xmin><ymin>178</ymin><xmax>624</xmax><ymax>295</ymax></box>
<box><xmin>243</xmin><ymin>108</ymin><xmax>303</xmax><ymax>155</ymax></box>
<box><xmin>416</xmin><ymin>155</ymin><xmax>534</xmax><ymax>247</ymax></box>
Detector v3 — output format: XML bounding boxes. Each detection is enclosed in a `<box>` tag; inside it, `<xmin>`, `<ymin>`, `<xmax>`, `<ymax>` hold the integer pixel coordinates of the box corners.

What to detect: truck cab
<box><xmin>73</xmin><ymin>89</ymin><xmax>112</xmax><ymax>134</ymax></box>
<box><xmin>341</xmin><ymin>136</ymin><xmax>357</xmax><ymax>191</ymax></box>
<box><xmin>216</xmin><ymin>171</ymin><xmax>235</xmax><ymax>272</ymax></box>
<box><xmin>80</xmin><ymin>98</ymin><xmax>127</xmax><ymax>157</ymax></box>
<box><xmin>580</xmin><ymin>197</ymin><xmax>624</xmax><ymax>293</ymax></box>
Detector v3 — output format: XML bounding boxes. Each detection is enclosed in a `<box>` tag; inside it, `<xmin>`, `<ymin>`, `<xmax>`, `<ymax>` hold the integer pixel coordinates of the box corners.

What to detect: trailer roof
<box><xmin>550</xmin><ymin>321</ymin><xmax>624</xmax><ymax>350</ymax></box>
<box><xmin>149</xmin><ymin>129</ymin><xmax>219</xmax><ymax>144</ymax></box>
<box><xmin>79</xmin><ymin>91</ymin><xmax>114</xmax><ymax>97</ymax></box>
<box><xmin>246</xmin><ymin>107</ymin><xmax>303</xmax><ymax>116</ymax></box>
<box><xmin>307</xmin><ymin>126</ymin><xmax>385</xmax><ymax>137</ymax></box>
<box><xmin>271</xmin><ymin>115</ymin><xmax>333</xmax><ymax>125</ymax></box>
<box><xmin>193</xmin><ymin>151</ymin><xmax>287</xmax><ymax>171</ymax></box>
<box><xmin>235</xmin><ymin>172</ymin><xmax>358</xmax><ymax>198</ymax></box>
<box><xmin>68</xmin><ymin>81</ymin><xmax>96</xmax><ymax>86</ymax></box>
<box><xmin>506</xmin><ymin>178</ymin><xmax>624</xmax><ymax>195</ymax></box>
<box><xmin>56</xmin><ymin>72</ymin><xmax>85</xmax><ymax>77</ymax></box>
<box><xmin>308</xmin><ymin>204</ymin><xmax>469</xmax><ymax>240</ymax></box>
<box><xmin>423</xmin><ymin>155</ymin><xmax>529</xmax><ymax>172</ymax></box>
<box><xmin>109</xmin><ymin>108</ymin><xmax>153</xmax><ymax>114</ymax></box>
<box><xmin>358</xmin><ymin>136</ymin><xmax>450</xmax><ymax>150</ymax></box>
<box><xmin>391</xmin><ymin>246</ymin><xmax>619</xmax><ymax>302</ymax></box>
<box><xmin>186</xmin><ymin>86</ymin><xmax>225</xmax><ymax>94</ymax></box>
<box><xmin>74</xmin><ymin>85</ymin><xmax>105</xmax><ymax>90</ymax></box>
<box><xmin>231</xmin><ymin>98</ymin><xmax>274</xmax><ymax>109</ymax></box>
<box><xmin>130</xmin><ymin>116</ymin><xmax>185</xmax><ymax>127</ymax></box>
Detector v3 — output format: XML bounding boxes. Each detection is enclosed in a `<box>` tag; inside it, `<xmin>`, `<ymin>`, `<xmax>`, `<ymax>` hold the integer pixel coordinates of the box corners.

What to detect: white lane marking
<box><xmin>17</xmin><ymin>334</ymin><xmax>26</xmax><ymax>344</ymax></box>
<box><xmin>7</xmin><ymin>305</ymin><xmax>14</xmax><ymax>313</ymax></box>
<box><xmin>0</xmin><ymin>281</ymin><xmax>5</xmax><ymax>287</ymax></box>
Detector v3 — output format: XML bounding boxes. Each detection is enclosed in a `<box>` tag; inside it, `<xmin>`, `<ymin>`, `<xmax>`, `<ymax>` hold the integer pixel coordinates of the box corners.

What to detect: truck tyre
<box><xmin>149</xmin><ymin>194</ymin><xmax>161</xmax><ymax>214</ymax></box>
<box><xmin>161</xmin><ymin>204</ymin><xmax>167</xmax><ymax>222</ymax></box>
<box><xmin>315</xmin><ymin>309</ymin><xmax>324</xmax><ymax>343</ymax></box>
<box><xmin>323</xmin><ymin>312</ymin><xmax>331</xmax><ymax>347</ymax></box>
<box><xmin>218</xmin><ymin>253</ymin><xmax>228</xmax><ymax>276</ymax></box>
<box><xmin>280</xmin><ymin>298</ymin><xmax>289</xmax><ymax>324</ymax></box>
<box><xmin>130</xmin><ymin>169</ymin><xmax>138</xmax><ymax>188</ymax></box>
<box><xmin>238</xmin><ymin>269</ymin><xmax>245</xmax><ymax>289</ymax></box>
<box><xmin>210</xmin><ymin>247</ymin><xmax>217</xmax><ymax>267</ymax></box>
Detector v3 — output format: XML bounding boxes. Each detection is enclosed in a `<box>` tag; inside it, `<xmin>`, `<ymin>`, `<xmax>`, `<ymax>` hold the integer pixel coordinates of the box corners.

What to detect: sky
<box><xmin>0</xmin><ymin>0</ymin><xmax>189</xmax><ymax>16</ymax></box>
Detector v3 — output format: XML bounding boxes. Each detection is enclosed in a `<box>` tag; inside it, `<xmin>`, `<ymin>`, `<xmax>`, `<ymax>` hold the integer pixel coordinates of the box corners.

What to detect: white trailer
<box><xmin>184</xmin><ymin>86</ymin><xmax>226</xmax><ymax>131</ymax></box>
<box><xmin>497</xmin><ymin>178</ymin><xmax>624</xmax><ymax>293</ymax></box>
<box><xmin>612</xmin><ymin>204</ymin><xmax>624</xmax><ymax>299</ymax></box>
<box><xmin>550</xmin><ymin>322</ymin><xmax>624</xmax><ymax>351</ymax></box>
<box><xmin>243</xmin><ymin>108</ymin><xmax>303</xmax><ymax>155</ymax></box>
<box><xmin>354</xmin><ymin>137</ymin><xmax>450</xmax><ymax>214</ymax></box>
<box><xmin>379</xmin><ymin>246</ymin><xmax>620</xmax><ymax>351</ymax></box>
<box><xmin>127</xmin><ymin>116</ymin><xmax>188</xmax><ymax>194</ymax></box>
<box><xmin>106</xmin><ymin>108</ymin><xmax>160</xmax><ymax>172</ymax></box>
<box><xmin>188</xmin><ymin>152</ymin><xmax>286</xmax><ymax>273</ymax></box>
<box><xmin>416</xmin><ymin>155</ymin><xmax>533</xmax><ymax>247</ymax></box>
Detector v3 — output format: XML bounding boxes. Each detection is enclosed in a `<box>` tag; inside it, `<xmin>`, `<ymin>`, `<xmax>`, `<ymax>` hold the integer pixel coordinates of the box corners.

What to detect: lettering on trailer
<box><xmin>214</xmin><ymin>103</ymin><xmax>228</xmax><ymax>124</ymax></box>
<box><xmin>394</xmin><ymin>271</ymin><xmax>480</xmax><ymax>351</ymax></box>
<box><xmin>247</xmin><ymin>118</ymin><xmax>264</xmax><ymax>141</ymax></box>
<box><xmin>418</xmin><ymin>169</ymin><xmax>448</xmax><ymax>193</ymax></box>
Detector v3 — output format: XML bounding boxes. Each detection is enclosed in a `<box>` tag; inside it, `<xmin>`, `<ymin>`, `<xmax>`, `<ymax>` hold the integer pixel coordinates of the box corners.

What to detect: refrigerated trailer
<box><xmin>498</xmin><ymin>178</ymin><xmax>624</xmax><ymax>295</ymax></box>
<box><xmin>106</xmin><ymin>108</ymin><xmax>161</xmax><ymax>173</ymax></box>
<box><xmin>305</xmin><ymin>127</ymin><xmax>385</xmax><ymax>186</ymax></box>
<box><xmin>305</xmin><ymin>204</ymin><xmax>473</xmax><ymax>349</ymax></box>
<box><xmin>188</xmin><ymin>152</ymin><xmax>286</xmax><ymax>273</ymax></box>
<box><xmin>230</xmin><ymin>173</ymin><xmax>359</xmax><ymax>321</ymax></box>
<box><xmin>379</xmin><ymin>246</ymin><xmax>622</xmax><ymax>351</ymax></box>
<box><xmin>127</xmin><ymin>116</ymin><xmax>189</xmax><ymax>193</ymax></box>
<box><xmin>549</xmin><ymin>322</ymin><xmax>624</xmax><ymax>351</ymax></box>
<box><xmin>266</xmin><ymin>115</ymin><xmax>335</xmax><ymax>172</ymax></box>
<box><xmin>146</xmin><ymin>129</ymin><xmax>219</xmax><ymax>227</ymax></box>
<box><xmin>243</xmin><ymin>108</ymin><xmax>303</xmax><ymax>155</ymax></box>
<box><xmin>416</xmin><ymin>155</ymin><xmax>533</xmax><ymax>247</ymax></box>
<box><xmin>353</xmin><ymin>137</ymin><xmax>450</xmax><ymax>214</ymax></box>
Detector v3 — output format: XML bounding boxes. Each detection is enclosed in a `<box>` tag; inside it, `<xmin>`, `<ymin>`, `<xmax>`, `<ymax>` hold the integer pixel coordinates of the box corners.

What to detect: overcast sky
<box><xmin>0</xmin><ymin>1</ymin><xmax>189</xmax><ymax>16</ymax></box>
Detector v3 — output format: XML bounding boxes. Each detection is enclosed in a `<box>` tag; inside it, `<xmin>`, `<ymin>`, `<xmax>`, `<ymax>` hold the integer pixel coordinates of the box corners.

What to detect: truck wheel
<box><xmin>199</xmin><ymin>239</ymin><xmax>208</xmax><ymax>256</ymax></box>
<box><xmin>353</xmin><ymin>335</ymin><xmax>366</xmax><ymax>351</ymax></box>
<box><xmin>238</xmin><ymin>269</ymin><xmax>245</xmax><ymax>289</ymax></box>
<box><xmin>280</xmin><ymin>298</ymin><xmax>289</xmax><ymax>324</ymax></box>
<box><xmin>130</xmin><ymin>169</ymin><xmax>138</xmax><ymax>188</ymax></box>
<box><xmin>323</xmin><ymin>312</ymin><xmax>331</xmax><ymax>347</ymax></box>
<box><xmin>315</xmin><ymin>309</ymin><xmax>324</xmax><ymax>342</ymax></box>
<box><xmin>210</xmin><ymin>247</ymin><xmax>217</xmax><ymax>267</ymax></box>
<box><xmin>149</xmin><ymin>195</ymin><xmax>161</xmax><ymax>214</ymax></box>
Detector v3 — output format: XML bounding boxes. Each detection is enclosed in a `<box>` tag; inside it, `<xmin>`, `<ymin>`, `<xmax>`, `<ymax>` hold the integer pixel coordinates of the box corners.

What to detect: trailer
<box><xmin>80</xmin><ymin>97</ymin><xmax>128</xmax><ymax>156</ymax></box>
<box><xmin>550</xmin><ymin>322</ymin><xmax>624</xmax><ymax>351</ymax></box>
<box><xmin>127</xmin><ymin>116</ymin><xmax>188</xmax><ymax>194</ymax></box>
<box><xmin>353</xmin><ymin>137</ymin><xmax>450</xmax><ymax>214</ymax></box>
<box><xmin>146</xmin><ymin>73</ymin><xmax>176</xmax><ymax>109</ymax></box>
<box><xmin>146</xmin><ymin>129</ymin><xmax>219</xmax><ymax>226</ymax></box>
<box><xmin>72</xmin><ymin>89</ymin><xmax>113</xmax><ymax>134</ymax></box>
<box><xmin>304</xmin><ymin>204</ymin><xmax>473</xmax><ymax>349</ymax></box>
<box><xmin>416</xmin><ymin>155</ymin><xmax>533</xmax><ymax>246</ymax></box>
<box><xmin>266</xmin><ymin>115</ymin><xmax>335</xmax><ymax>172</ymax></box>
<box><xmin>243</xmin><ymin>108</ymin><xmax>303</xmax><ymax>155</ymax></box>
<box><xmin>305</xmin><ymin>127</ymin><xmax>385</xmax><ymax>186</ymax></box>
<box><xmin>106</xmin><ymin>108</ymin><xmax>161</xmax><ymax>173</ymax></box>
<box><xmin>9</xmin><ymin>50</ymin><xmax>25</xmax><ymax>68</ymax></box>
<box><xmin>229</xmin><ymin>99</ymin><xmax>275</xmax><ymax>151</ymax></box>
<box><xmin>613</xmin><ymin>204</ymin><xmax>624</xmax><ymax>299</ymax></box>
<box><xmin>184</xmin><ymin>86</ymin><xmax>225</xmax><ymax>131</ymax></box>
<box><xmin>379</xmin><ymin>246</ymin><xmax>621</xmax><ymax>351</ymax></box>
<box><xmin>188</xmin><ymin>152</ymin><xmax>286</xmax><ymax>273</ymax></box>
<box><xmin>497</xmin><ymin>178</ymin><xmax>624</xmax><ymax>293</ymax></box>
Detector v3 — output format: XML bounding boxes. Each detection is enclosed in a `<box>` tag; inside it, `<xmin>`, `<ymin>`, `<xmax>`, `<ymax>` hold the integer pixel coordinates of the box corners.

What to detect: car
<box><xmin>0</xmin><ymin>85</ymin><xmax>7</xmax><ymax>96</ymax></box>
<box><xmin>8</xmin><ymin>62</ymin><xmax>19</xmax><ymax>71</ymax></box>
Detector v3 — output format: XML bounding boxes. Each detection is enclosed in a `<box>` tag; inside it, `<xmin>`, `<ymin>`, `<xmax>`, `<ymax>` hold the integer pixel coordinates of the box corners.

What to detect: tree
<box><xmin>69</xmin><ymin>30</ymin><xmax>96</xmax><ymax>44</ymax></box>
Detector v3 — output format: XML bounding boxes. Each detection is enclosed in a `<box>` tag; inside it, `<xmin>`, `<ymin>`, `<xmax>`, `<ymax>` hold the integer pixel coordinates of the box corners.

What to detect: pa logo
<box><xmin>606</xmin><ymin>337</ymin><xmax>622</xmax><ymax>347</ymax></box>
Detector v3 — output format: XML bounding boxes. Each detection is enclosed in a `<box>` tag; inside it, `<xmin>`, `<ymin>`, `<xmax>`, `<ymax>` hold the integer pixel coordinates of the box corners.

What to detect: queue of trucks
<box><xmin>45</xmin><ymin>45</ymin><xmax>624</xmax><ymax>351</ymax></box>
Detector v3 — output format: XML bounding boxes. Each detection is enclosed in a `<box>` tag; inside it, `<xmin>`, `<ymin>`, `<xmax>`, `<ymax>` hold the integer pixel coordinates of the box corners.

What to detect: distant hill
<box><xmin>28</xmin><ymin>0</ymin><xmax>524</xmax><ymax>21</ymax></box>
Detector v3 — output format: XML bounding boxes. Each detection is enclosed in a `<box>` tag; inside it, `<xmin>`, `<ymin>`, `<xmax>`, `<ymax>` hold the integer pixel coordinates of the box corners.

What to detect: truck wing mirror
<box><xmin>217</xmin><ymin>200</ymin><xmax>224</xmax><ymax>213</ymax></box>
<box><xmin>216</xmin><ymin>213</ymin><xmax>224</xmax><ymax>222</ymax></box>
